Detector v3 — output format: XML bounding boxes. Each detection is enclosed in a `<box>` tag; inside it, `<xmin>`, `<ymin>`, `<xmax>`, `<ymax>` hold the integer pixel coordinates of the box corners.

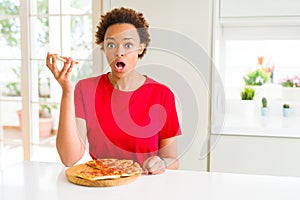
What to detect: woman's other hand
<box><xmin>143</xmin><ymin>156</ymin><xmax>166</xmax><ymax>175</ymax></box>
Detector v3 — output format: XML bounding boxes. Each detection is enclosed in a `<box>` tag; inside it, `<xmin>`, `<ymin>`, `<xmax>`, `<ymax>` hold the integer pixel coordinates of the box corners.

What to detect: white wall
<box><xmin>106</xmin><ymin>0</ymin><xmax>213</xmax><ymax>171</ymax></box>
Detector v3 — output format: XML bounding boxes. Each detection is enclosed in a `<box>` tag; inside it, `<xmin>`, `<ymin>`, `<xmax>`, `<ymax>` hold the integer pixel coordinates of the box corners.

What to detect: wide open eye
<box><xmin>107</xmin><ymin>43</ymin><xmax>116</xmax><ymax>49</ymax></box>
<box><xmin>124</xmin><ymin>43</ymin><xmax>133</xmax><ymax>49</ymax></box>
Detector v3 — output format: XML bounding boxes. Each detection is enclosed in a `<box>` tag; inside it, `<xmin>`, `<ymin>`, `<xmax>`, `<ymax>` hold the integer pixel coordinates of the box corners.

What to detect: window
<box><xmin>212</xmin><ymin>0</ymin><xmax>300</xmax><ymax>137</ymax></box>
<box><xmin>0</xmin><ymin>0</ymin><xmax>100</xmax><ymax>168</ymax></box>
<box><xmin>0</xmin><ymin>0</ymin><xmax>23</xmax><ymax>168</ymax></box>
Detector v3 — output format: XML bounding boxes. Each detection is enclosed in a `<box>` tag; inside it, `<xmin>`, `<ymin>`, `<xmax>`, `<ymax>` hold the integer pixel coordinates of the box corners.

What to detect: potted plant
<box><xmin>231</xmin><ymin>87</ymin><xmax>256</xmax><ymax>119</ymax></box>
<box><xmin>38</xmin><ymin>103</ymin><xmax>56</xmax><ymax>138</ymax></box>
<box><xmin>282</xmin><ymin>103</ymin><xmax>291</xmax><ymax>117</ymax></box>
<box><xmin>241</xmin><ymin>87</ymin><xmax>255</xmax><ymax>100</ymax></box>
<box><xmin>279</xmin><ymin>76</ymin><xmax>300</xmax><ymax>100</ymax></box>
<box><xmin>261</xmin><ymin>97</ymin><xmax>269</xmax><ymax>116</ymax></box>
<box><xmin>17</xmin><ymin>102</ymin><xmax>57</xmax><ymax>138</ymax></box>
<box><xmin>243</xmin><ymin>68</ymin><xmax>269</xmax><ymax>86</ymax></box>
<box><xmin>243</xmin><ymin>68</ymin><xmax>270</xmax><ymax>100</ymax></box>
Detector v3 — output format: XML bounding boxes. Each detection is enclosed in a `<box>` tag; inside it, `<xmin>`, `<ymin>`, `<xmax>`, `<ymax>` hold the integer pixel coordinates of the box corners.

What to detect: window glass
<box><xmin>0</xmin><ymin>0</ymin><xmax>19</xmax><ymax>15</ymax></box>
<box><xmin>1</xmin><ymin>0</ymin><xmax>94</xmax><ymax>167</ymax></box>
<box><xmin>30</xmin><ymin>0</ymin><xmax>49</xmax><ymax>15</ymax></box>
<box><xmin>30</xmin><ymin>16</ymin><xmax>50</xmax><ymax>59</ymax></box>
<box><xmin>0</xmin><ymin>61</ymin><xmax>21</xmax><ymax>97</ymax></box>
<box><xmin>223</xmin><ymin>40</ymin><xmax>300</xmax><ymax>94</ymax></box>
<box><xmin>61</xmin><ymin>0</ymin><xmax>92</xmax><ymax>14</ymax></box>
<box><xmin>0</xmin><ymin>0</ymin><xmax>22</xmax><ymax>169</ymax></box>
<box><xmin>214</xmin><ymin>22</ymin><xmax>300</xmax><ymax>136</ymax></box>
<box><xmin>62</xmin><ymin>15</ymin><xmax>92</xmax><ymax>59</ymax></box>
<box><xmin>71</xmin><ymin>60</ymin><xmax>93</xmax><ymax>83</ymax></box>
<box><xmin>0</xmin><ymin>17</ymin><xmax>21</xmax><ymax>59</ymax></box>
<box><xmin>0</xmin><ymin>0</ymin><xmax>20</xmax><ymax>53</ymax></box>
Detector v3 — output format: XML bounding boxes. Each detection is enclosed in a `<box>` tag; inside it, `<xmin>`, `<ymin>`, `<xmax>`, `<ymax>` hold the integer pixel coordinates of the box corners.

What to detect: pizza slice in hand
<box><xmin>49</xmin><ymin>53</ymin><xmax>79</xmax><ymax>64</ymax></box>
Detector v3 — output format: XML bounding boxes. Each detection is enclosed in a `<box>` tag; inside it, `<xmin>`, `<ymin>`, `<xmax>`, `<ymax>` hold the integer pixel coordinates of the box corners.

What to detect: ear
<box><xmin>138</xmin><ymin>43</ymin><xmax>146</xmax><ymax>55</ymax></box>
<box><xmin>100</xmin><ymin>42</ymin><xmax>104</xmax><ymax>50</ymax></box>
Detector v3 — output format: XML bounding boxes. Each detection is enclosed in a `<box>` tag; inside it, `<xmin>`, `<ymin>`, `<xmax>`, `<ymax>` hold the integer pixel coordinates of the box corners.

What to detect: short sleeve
<box><xmin>74</xmin><ymin>80</ymin><xmax>86</xmax><ymax>119</ymax></box>
<box><xmin>159</xmin><ymin>88</ymin><xmax>182</xmax><ymax>139</ymax></box>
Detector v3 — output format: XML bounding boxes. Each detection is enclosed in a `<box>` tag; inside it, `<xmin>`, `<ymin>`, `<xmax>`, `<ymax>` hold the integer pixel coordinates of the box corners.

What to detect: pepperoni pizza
<box><xmin>72</xmin><ymin>159</ymin><xmax>142</xmax><ymax>181</ymax></box>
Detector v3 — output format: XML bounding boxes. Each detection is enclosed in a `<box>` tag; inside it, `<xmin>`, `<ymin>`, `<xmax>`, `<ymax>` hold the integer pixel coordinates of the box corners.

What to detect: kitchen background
<box><xmin>1</xmin><ymin>0</ymin><xmax>300</xmax><ymax>177</ymax></box>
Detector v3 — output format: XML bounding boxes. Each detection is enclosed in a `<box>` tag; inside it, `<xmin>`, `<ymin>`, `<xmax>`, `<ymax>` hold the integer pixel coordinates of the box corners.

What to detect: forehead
<box><xmin>104</xmin><ymin>23</ymin><xmax>140</xmax><ymax>40</ymax></box>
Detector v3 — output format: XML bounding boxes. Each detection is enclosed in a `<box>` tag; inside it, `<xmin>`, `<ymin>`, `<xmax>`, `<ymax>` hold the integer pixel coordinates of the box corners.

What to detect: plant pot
<box><xmin>282</xmin><ymin>108</ymin><xmax>291</xmax><ymax>117</ymax></box>
<box><xmin>226</xmin><ymin>99</ymin><xmax>257</xmax><ymax>125</ymax></box>
<box><xmin>38</xmin><ymin>117</ymin><xmax>53</xmax><ymax>138</ymax></box>
<box><xmin>17</xmin><ymin>110</ymin><xmax>53</xmax><ymax>138</ymax></box>
<box><xmin>260</xmin><ymin>107</ymin><xmax>269</xmax><ymax>116</ymax></box>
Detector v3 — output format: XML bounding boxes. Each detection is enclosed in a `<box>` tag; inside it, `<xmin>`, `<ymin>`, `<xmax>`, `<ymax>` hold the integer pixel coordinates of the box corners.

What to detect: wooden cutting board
<box><xmin>65</xmin><ymin>163</ymin><xmax>141</xmax><ymax>187</ymax></box>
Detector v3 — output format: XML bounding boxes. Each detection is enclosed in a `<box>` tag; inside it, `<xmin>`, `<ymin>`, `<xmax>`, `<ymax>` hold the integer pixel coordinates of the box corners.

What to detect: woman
<box><xmin>46</xmin><ymin>7</ymin><xmax>181</xmax><ymax>175</ymax></box>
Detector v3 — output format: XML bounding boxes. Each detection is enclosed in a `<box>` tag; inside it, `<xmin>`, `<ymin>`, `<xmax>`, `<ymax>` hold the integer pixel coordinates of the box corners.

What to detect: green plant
<box><xmin>5</xmin><ymin>65</ymin><xmax>51</xmax><ymax>97</ymax></box>
<box><xmin>1</xmin><ymin>0</ymin><xmax>49</xmax><ymax>47</ymax></box>
<box><xmin>279</xmin><ymin>76</ymin><xmax>300</xmax><ymax>87</ymax></box>
<box><xmin>262</xmin><ymin>97</ymin><xmax>267</xmax><ymax>108</ymax></box>
<box><xmin>283</xmin><ymin>104</ymin><xmax>290</xmax><ymax>109</ymax></box>
<box><xmin>5</xmin><ymin>67</ymin><xmax>21</xmax><ymax>96</ymax></box>
<box><xmin>0</xmin><ymin>0</ymin><xmax>19</xmax><ymax>47</ymax></box>
<box><xmin>243</xmin><ymin>68</ymin><xmax>269</xmax><ymax>86</ymax></box>
<box><xmin>39</xmin><ymin>103</ymin><xmax>57</xmax><ymax>118</ymax></box>
<box><xmin>241</xmin><ymin>87</ymin><xmax>255</xmax><ymax>100</ymax></box>
<box><xmin>5</xmin><ymin>82</ymin><xmax>21</xmax><ymax>96</ymax></box>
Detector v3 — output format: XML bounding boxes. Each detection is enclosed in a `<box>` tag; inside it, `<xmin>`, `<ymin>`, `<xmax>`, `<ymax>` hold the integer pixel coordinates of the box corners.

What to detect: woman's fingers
<box><xmin>46</xmin><ymin>53</ymin><xmax>74</xmax><ymax>80</ymax></box>
<box><xmin>45</xmin><ymin>53</ymin><xmax>75</xmax><ymax>92</ymax></box>
<box><xmin>46</xmin><ymin>52</ymin><xmax>60</xmax><ymax>77</ymax></box>
<box><xmin>59</xmin><ymin>57</ymin><xmax>73</xmax><ymax>78</ymax></box>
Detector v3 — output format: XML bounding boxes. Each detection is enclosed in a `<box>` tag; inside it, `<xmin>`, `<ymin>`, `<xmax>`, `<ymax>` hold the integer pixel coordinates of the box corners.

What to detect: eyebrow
<box><xmin>106</xmin><ymin>37</ymin><xmax>135</xmax><ymax>41</ymax></box>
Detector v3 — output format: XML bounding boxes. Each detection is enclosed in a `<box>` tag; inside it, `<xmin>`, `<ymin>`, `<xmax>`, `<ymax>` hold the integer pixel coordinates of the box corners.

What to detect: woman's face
<box><xmin>103</xmin><ymin>23</ymin><xmax>144</xmax><ymax>78</ymax></box>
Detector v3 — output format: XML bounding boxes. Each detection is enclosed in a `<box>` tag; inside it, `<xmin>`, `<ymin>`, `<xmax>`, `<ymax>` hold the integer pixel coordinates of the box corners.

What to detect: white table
<box><xmin>0</xmin><ymin>161</ymin><xmax>300</xmax><ymax>200</ymax></box>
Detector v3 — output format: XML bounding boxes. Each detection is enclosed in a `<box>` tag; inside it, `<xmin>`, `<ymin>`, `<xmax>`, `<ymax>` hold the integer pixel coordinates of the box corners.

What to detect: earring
<box><xmin>139</xmin><ymin>48</ymin><xmax>144</xmax><ymax>55</ymax></box>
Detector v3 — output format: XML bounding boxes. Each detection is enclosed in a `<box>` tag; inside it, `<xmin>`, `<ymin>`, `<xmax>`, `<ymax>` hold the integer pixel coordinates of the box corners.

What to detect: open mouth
<box><xmin>115</xmin><ymin>61</ymin><xmax>126</xmax><ymax>70</ymax></box>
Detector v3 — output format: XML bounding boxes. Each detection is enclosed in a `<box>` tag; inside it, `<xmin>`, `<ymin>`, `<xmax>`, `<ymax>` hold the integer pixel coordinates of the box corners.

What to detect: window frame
<box><xmin>0</xmin><ymin>0</ymin><xmax>103</xmax><ymax>161</ymax></box>
<box><xmin>211</xmin><ymin>0</ymin><xmax>300</xmax><ymax>138</ymax></box>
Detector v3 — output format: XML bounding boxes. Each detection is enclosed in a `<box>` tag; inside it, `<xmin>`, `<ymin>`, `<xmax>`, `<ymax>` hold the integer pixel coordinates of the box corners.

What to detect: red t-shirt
<box><xmin>74</xmin><ymin>73</ymin><xmax>181</xmax><ymax>165</ymax></box>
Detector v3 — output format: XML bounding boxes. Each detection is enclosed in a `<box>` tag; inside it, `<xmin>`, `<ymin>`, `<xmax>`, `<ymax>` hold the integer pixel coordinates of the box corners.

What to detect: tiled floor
<box><xmin>0</xmin><ymin>127</ymin><xmax>90</xmax><ymax>169</ymax></box>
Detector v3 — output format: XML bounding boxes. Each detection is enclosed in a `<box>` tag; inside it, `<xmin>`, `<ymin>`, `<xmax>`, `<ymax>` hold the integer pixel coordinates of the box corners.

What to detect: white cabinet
<box><xmin>220</xmin><ymin>0</ymin><xmax>300</xmax><ymax>17</ymax></box>
<box><xmin>210</xmin><ymin>134</ymin><xmax>300</xmax><ymax>177</ymax></box>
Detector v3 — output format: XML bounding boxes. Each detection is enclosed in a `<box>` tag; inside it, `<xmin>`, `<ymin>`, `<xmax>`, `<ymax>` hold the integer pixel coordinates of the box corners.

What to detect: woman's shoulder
<box><xmin>76</xmin><ymin>74</ymin><xmax>107</xmax><ymax>87</ymax></box>
<box><xmin>144</xmin><ymin>76</ymin><xmax>173</xmax><ymax>94</ymax></box>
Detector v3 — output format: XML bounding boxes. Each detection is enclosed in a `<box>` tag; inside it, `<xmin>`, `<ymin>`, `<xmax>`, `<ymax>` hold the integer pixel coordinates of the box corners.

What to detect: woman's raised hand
<box><xmin>46</xmin><ymin>52</ymin><xmax>75</xmax><ymax>93</ymax></box>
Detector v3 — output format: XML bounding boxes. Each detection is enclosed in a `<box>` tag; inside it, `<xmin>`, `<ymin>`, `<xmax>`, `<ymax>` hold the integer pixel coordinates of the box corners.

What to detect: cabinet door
<box><xmin>210</xmin><ymin>134</ymin><xmax>300</xmax><ymax>177</ymax></box>
<box><xmin>220</xmin><ymin>0</ymin><xmax>300</xmax><ymax>17</ymax></box>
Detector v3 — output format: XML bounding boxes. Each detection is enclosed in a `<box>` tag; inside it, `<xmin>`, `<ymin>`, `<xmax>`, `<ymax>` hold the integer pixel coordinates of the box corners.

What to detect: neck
<box><xmin>108</xmin><ymin>71</ymin><xmax>146</xmax><ymax>91</ymax></box>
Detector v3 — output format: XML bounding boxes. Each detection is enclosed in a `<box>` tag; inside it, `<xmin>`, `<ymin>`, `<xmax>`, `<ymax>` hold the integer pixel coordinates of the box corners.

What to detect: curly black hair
<box><xmin>95</xmin><ymin>7</ymin><xmax>151</xmax><ymax>58</ymax></box>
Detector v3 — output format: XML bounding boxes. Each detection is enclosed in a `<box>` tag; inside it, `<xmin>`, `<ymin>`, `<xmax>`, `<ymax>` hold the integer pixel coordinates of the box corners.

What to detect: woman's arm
<box><xmin>55</xmin><ymin>91</ymin><xmax>86</xmax><ymax>166</ymax></box>
<box><xmin>159</xmin><ymin>136</ymin><xmax>179</xmax><ymax>169</ymax></box>
<box><xmin>46</xmin><ymin>53</ymin><xmax>86</xmax><ymax>166</ymax></box>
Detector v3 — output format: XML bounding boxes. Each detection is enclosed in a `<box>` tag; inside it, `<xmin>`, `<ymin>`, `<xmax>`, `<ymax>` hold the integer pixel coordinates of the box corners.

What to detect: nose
<box><xmin>115</xmin><ymin>45</ymin><xmax>125</xmax><ymax>57</ymax></box>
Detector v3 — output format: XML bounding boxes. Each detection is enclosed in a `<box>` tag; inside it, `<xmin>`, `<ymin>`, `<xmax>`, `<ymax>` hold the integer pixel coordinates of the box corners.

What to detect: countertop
<box><xmin>1</xmin><ymin>161</ymin><xmax>300</xmax><ymax>200</ymax></box>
